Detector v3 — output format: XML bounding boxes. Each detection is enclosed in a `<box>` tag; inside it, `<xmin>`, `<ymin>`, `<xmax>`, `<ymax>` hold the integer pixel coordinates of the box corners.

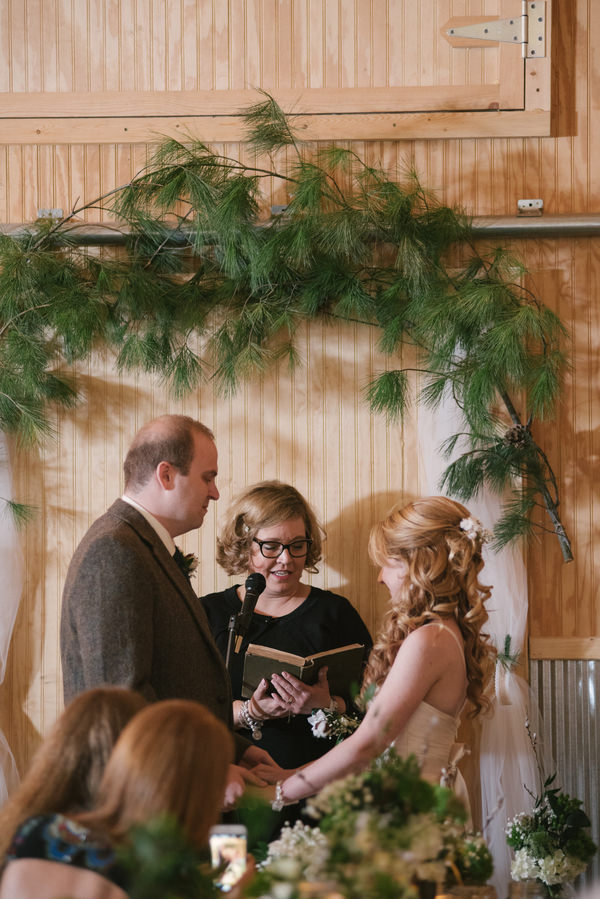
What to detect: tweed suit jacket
<box><xmin>60</xmin><ymin>499</ymin><xmax>248</xmax><ymax>759</ymax></box>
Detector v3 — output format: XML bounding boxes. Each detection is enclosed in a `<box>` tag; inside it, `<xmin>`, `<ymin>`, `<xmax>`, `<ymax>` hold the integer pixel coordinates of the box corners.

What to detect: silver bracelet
<box><xmin>238</xmin><ymin>700</ymin><xmax>262</xmax><ymax>741</ymax></box>
<box><xmin>272</xmin><ymin>780</ymin><xmax>285</xmax><ymax>811</ymax></box>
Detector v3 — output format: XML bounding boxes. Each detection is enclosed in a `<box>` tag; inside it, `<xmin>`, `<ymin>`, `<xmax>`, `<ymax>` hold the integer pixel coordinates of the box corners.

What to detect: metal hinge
<box><xmin>446</xmin><ymin>2</ymin><xmax>545</xmax><ymax>58</ymax></box>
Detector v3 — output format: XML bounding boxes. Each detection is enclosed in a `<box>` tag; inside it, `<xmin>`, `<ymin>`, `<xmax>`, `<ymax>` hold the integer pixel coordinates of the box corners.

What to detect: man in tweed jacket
<box><xmin>60</xmin><ymin>414</ymin><xmax>278</xmax><ymax>804</ymax></box>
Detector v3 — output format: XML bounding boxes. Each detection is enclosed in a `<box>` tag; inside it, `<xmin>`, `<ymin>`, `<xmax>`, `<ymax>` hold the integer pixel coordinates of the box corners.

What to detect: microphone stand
<box><xmin>225</xmin><ymin>613</ymin><xmax>238</xmax><ymax>673</ymax></box>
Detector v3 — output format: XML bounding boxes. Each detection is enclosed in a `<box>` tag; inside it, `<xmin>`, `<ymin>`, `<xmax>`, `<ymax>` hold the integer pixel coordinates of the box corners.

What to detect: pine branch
<box><xmin>0</xmin><ymin>93</ymin><xmax>572</xmax><ymax>558</ymax></box>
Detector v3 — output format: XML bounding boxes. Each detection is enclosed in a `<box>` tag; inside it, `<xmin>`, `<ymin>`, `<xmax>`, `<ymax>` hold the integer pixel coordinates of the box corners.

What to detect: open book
<box><xmin>241</xmin><ymin>642</ymin><xmax>365</xmax><ymax>699</ymax></box>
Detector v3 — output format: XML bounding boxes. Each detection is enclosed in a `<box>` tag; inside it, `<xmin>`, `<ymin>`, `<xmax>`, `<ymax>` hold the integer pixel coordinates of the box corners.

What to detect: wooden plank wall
<box><xmin>0</xmin><ymin>0</ymin><xmax>598</xmax><ymax>776</ymax></box>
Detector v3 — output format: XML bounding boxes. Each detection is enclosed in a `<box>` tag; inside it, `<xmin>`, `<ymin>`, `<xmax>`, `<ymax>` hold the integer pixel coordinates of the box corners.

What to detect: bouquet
<box><xmin>506</xmin><ymin>720</ymin><xmax>597</xmax><ymax>897</ymax></box>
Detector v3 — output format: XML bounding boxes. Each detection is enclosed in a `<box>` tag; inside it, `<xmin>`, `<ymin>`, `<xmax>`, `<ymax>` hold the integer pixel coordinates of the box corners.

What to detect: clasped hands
<box><xmin>252</xmin><ymin>665</ymin><xmax>333</xmax><ymax>718</ymax></box>
<box><xmin>224</xmin><ymin>667</ymin><xmax>335</xmax><ymax>807</ymax></box>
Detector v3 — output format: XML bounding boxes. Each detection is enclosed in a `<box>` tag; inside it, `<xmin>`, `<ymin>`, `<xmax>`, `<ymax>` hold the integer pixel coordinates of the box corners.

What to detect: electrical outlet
<box><xmin>517</xmin><ymin>199</ymin><xmax>543</xmax><ymax>215</ymax></box>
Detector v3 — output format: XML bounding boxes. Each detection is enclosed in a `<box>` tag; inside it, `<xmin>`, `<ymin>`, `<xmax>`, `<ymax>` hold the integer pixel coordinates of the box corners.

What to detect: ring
<box><xmin>287</xmin><ymin>697</ymin><xmax>293</xmax><ymax>704</ymax></box>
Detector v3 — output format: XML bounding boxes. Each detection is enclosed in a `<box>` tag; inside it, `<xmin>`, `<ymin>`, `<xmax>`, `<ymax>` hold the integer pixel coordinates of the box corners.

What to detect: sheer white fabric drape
<box><xmin>417</xmin><ymin>401</ymin><xmax>550</xmax><ymax>899</ymax></box>
<box><xmin>0</xmin><ymin>432</ymin><xmax>23</xmax><ymax>801</ymax></box>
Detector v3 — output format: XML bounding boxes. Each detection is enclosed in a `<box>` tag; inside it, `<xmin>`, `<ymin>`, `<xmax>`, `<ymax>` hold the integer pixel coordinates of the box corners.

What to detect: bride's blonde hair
<box><xmin>362</xmin><ymin>496</ymin><xmax>496</xmax><ymax>717</ymax></box>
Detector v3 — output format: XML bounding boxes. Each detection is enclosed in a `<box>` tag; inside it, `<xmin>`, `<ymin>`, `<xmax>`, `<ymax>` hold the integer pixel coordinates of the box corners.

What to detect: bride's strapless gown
<box><xmin>390</xmin><ymin>627</ymin><xmax>471</xmax><ymax>818</ymax></box>
<box><xmin>392</xmin><ymin>700</ymin><xmax>470</xmax><ymax>818</ymax></box>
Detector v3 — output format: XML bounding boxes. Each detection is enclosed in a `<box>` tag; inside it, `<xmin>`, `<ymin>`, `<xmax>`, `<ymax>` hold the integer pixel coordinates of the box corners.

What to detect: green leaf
<box><xmin>364</xmin><ymin>371</ymin><xmax>410</xmax><ymax>422</ymax></box>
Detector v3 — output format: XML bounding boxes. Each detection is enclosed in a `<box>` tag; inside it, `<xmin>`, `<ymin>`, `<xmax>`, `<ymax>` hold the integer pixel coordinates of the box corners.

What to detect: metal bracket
<box><xmin>446</xmin><ymin>2</ymin><xmax>545</xmax><ymax>58</ymax></box>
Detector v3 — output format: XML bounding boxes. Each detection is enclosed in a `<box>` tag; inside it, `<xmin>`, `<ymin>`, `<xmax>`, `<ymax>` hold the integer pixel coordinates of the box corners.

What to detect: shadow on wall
<box><xmin>323</xmin><ymin>489</ymin><xmax>419</xmax><ymax>636</ymax></box>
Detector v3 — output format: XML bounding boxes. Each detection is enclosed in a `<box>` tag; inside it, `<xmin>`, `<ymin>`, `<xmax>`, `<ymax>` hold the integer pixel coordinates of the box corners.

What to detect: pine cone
<box><xmin>503</xmin><ymin>424</ymin><xmax>530</xmax><ymax>448</ymax></box>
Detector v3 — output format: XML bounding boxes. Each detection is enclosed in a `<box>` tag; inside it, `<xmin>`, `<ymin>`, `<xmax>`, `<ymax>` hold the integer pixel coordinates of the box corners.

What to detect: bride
<box><xmin>261</xmin><ymin>496</ymin><xmax>497</xmax><ymax>810</ymax></box>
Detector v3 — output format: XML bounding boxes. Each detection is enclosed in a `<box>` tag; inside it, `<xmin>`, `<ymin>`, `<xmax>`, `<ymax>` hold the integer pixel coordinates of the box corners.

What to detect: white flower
<box><xmin>308</xmin><ymin>708</ymin><xmax>331</xmax><ymax>738</ymax></box>
<box><xmin>261</xmin><ymin>821</ymin><xmax>329</xmax><ymax>882</ymax></box>
<box><xmin>511</xmin><ymin>849</ymin><xmax>539</xmax><ymax>881</ymax></box>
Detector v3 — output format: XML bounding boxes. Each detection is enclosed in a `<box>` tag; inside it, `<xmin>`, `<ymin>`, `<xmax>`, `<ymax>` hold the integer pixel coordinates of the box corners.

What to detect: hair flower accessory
<box><xmin>459</xmin><ymin>517</ymin><xmax>493</xmax><ymax>544</ymax></box>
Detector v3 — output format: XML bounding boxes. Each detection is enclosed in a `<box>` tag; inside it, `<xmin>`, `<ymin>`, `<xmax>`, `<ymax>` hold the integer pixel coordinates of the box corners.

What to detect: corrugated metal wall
<box><xmin>529</xmin><ymin>660</ymin><xmax>600</xmax><ymax>886</ymax></box>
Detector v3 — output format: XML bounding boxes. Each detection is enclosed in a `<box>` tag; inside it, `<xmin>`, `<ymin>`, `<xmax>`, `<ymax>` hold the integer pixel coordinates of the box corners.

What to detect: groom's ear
<box><xmin>156</xmin><ymin>460</ymin><xmax>176</xmax><ymax>490</ymax></box>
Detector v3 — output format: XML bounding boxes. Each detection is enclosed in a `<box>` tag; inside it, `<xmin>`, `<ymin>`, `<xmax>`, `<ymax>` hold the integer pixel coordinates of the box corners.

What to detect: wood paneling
<box><xmin>0</xmin><ymin>0</ymin><xmax>551</xmax><ymax>140</ymax></box>
<box><xmin>0</xmin><ymin>0</ymin><xmax>598</xmax><ymax>779</ymax></box>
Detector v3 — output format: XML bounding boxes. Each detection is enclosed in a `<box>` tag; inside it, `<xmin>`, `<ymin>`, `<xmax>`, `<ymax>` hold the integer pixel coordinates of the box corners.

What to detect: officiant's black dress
<box><xmin>201</xmin><ymin>586</ymin><xmax>372</xmax><ymax>768</ymax></box>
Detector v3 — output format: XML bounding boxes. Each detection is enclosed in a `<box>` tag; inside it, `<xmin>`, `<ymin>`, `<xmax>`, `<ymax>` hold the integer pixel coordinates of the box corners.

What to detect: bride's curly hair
<box><xmin>361</xmin><ymin>496</ymin><xmax>496</xmax><ymax>717</ymax></box>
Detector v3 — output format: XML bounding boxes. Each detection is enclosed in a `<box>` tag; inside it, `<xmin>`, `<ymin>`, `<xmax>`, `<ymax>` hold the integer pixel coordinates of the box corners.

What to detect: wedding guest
<box><xmin>1</xmin><ymin>700</ymin><xmax>234</xmax><ymax>892</ymax></box>
<box><xmin>201</xmin><ymin>481</ymin><xmax>372</xmax><ymax>769</ymax></box>
<box><xmin>60</xmin><ymin>414</ymin><xmax>279</xmax><ymax>806</ymax></box>
<box><xmin>0</xmin><ymin>686</ymin><xmax>146</xmax><ymax>862</ymax></box>
<box><xmin>254</xmin><ymin>496</ymin><xmax>497</xmax><ymax>813</ymax></box>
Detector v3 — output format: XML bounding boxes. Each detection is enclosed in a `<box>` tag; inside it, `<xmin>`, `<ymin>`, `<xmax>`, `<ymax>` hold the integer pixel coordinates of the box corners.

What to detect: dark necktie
<box><xmin>173</xmin><ymin>546</ymin><xmax>189</xmax><ymax>578</ymax></box>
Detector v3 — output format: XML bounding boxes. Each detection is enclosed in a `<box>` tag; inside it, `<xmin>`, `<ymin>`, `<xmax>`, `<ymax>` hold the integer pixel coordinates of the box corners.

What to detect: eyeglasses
<box><xmin>252</xmin><ymin>537</ymin><xmax>312</xmax><ymax>558</ymax></box>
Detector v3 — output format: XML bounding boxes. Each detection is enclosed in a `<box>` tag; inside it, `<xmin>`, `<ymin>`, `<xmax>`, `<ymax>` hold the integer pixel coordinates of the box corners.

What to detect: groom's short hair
<box><xmin>123</xmin><ymin>414</ymin><xmax>214</xmax><ymax>491</ymax></box>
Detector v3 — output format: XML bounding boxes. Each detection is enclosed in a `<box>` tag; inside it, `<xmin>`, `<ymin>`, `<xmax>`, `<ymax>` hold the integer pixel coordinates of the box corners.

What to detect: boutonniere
<box><xmin>173</xmin><ymin>547</ymin><xmax>199</xmax><ymax>580</ymax></box>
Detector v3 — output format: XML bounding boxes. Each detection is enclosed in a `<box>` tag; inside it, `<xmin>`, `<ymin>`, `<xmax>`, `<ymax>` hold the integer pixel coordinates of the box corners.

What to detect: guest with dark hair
<box><xmin>0</xmin><ymin>686</ymin><xmax>147</xmax><ymax>862</ymax></box>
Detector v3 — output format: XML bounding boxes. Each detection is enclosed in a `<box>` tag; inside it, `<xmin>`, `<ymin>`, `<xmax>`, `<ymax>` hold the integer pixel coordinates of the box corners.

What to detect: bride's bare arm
<box><xmin>278</xmin><ymin>625</ymin><xmax>462</xmax><ymax>804</ymax></box>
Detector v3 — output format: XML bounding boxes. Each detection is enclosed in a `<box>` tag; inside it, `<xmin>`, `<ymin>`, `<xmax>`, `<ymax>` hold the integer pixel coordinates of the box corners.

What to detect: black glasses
<box><xmin>252</xmin><ymin>537</ymin><xmax>312</xmax><ymax>558</ymax></box>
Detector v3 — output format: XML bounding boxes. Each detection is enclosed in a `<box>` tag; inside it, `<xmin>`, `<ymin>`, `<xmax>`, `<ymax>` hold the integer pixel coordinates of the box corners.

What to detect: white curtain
<box><xmin>0</xmin><ymin>432</ymin><xmax>23</xmax><ymax>800</ymax></box>
<box><xmin>417</xmin><ymin>401</ymin><xmax>551</xmax><ymax>899</ymax></box>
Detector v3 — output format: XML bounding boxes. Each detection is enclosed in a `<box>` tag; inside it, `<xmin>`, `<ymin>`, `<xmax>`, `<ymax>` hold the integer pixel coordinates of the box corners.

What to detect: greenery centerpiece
<box><xmin>249</xmin><ymin>750</ymin><xmax>492</xmax><ymax>899</ymax></box>
<box><xmin>0</xmin><ymin>94</ymin><xmax>570</xmax><ymax>558</ymax></box>
<box><xmin>506</xmin><ymin>722</ymin><xmax>597</xmax><ymax>898</ymax></box>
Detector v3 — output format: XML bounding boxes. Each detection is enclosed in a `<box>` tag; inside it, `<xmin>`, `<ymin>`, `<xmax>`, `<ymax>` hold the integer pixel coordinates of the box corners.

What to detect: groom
<box><xmin>60</xmin><ymin>413</ymin><xmax>276</xmax><ymax>801</ymax></box>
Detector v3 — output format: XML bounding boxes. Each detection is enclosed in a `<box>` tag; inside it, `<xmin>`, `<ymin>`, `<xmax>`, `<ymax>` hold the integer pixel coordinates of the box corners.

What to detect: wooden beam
<box><xmin>0</xmin><ymin>86</ymin><xmax>505</xmax><ymax>118</ymax></box>
<box><xmin>0</xmin><ymin>110</ymin><xmax>551</xmax><ymax>145</ymax></box>
<box><xmin>529</xmin><ymin>637</ymin><xmax>600</xmax><ymax>660</ymax></box>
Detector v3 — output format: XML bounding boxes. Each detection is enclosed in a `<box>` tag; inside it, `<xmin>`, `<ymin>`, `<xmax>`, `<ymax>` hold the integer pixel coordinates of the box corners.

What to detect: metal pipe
<box><xmin>3</xmin><ymin>213</ymin><xmax>600</xmax><ymax>244</ymax></box>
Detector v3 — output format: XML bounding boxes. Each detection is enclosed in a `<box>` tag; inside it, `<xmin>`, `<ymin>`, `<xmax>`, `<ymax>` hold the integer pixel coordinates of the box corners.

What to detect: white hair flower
<box><xmin>459</xmin><ymin>517</ymin><xmax>492</xmax><ymax>544</ymax></box>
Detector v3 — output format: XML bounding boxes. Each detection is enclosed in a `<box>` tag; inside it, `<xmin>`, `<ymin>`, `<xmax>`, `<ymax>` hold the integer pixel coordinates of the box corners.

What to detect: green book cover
<box><xmin>241</xmin><ymin>642</ymin><xmax>365</xmax><ymax>699</ymax></box>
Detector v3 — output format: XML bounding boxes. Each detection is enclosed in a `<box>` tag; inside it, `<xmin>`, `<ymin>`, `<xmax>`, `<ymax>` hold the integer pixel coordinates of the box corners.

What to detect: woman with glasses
<box><xmin>200</xmin><ymin>481</ymin><xmax>372</xmax><ymax>769</ymax></box>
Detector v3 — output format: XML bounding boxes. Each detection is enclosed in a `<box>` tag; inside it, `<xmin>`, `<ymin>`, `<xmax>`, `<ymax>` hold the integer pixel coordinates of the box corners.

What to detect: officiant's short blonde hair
<box><xmin>216</xmin><ymin>480</ymin><xmax>324</xmax><ymax>574</ymax></box>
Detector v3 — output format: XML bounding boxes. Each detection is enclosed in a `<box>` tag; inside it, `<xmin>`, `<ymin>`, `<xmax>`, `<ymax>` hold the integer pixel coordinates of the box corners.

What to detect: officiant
<box><xmin>201</xmin><ymin>481</ymin><xmax>372</xmax><ymax>769</ymax></box>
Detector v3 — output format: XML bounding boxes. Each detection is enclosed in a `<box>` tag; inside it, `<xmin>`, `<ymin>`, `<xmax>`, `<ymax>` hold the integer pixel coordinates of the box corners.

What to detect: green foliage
<box><xmin>0</xmin><ymin>94</ymin><xmax>571</xmax><ymax>556</ymax></box>
<box><xmin>118</xmin><ymin>816</ymin><xmax>217</xmax><ymax>899</ymax></box>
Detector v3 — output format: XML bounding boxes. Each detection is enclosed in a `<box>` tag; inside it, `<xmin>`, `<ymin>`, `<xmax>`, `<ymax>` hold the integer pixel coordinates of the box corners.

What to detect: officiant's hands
<box><xmin>253</xmin><ymin>666</ymin><xmax>336</xmax><ymax>718</ymax></box>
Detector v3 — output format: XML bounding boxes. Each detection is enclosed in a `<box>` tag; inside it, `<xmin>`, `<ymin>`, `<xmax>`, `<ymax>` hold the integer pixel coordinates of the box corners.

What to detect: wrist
<box><xmin>238</xmin><ymin>700</ymin><xmax>263</xmax><ymax>741</ymax></box>
<box><xmin>326</xmin><ymin>695</ymin><xmax>345</xmax><ymax>713</ymax></box>
<box><xmin>248</xmin><ymin>696</ymin><xmax>267</xmax><ymax>721</ymax></box>
<box><xmin>271</xmin><ymin>780</ymin><xmax>288</xmax><ymax>811</ymax></box>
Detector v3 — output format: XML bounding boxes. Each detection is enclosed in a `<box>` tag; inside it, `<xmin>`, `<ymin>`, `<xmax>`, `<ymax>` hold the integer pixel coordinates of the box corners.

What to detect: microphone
<box><xmin>234</xmin><ymin>572</ymin><xmax>266</xmax><ymax>653</ymax></box>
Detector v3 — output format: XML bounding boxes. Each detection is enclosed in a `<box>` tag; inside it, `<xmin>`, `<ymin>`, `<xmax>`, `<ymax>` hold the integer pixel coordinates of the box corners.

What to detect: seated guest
<box><xmin>254</xmin><ymin>497</ymin><xmax>497</xmax><ymax>815</ymax></box>
<box><xmin>201</xmin><ymin>481</ymin><xmax>372</xmax><ymax>769</ymax></box>
<box><xmin>0</xmin><ymin>687</ymin><xmax>147</xmax><ymax>862</ymax></box>
<box><xmin>1</xmin><ymin>700</ymin><xmax>234</xmax><ymax>893</ymax></box>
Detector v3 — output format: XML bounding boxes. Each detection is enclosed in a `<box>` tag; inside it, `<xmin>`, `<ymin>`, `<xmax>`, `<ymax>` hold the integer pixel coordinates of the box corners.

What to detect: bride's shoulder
<box><xmin>402</xmin><ymin>621</ymin><xmax>462</xmax><ymax>653</ymax></box>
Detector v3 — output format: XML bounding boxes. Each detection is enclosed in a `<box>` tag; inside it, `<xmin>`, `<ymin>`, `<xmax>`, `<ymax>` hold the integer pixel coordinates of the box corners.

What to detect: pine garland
<box><xmin>0</xmin><ymin>94</ymin><xmax>571</xmax><ymax>559</ymax></box>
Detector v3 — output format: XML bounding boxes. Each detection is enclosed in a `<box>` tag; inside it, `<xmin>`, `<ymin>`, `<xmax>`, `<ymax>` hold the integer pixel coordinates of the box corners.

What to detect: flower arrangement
<box><xmin>443</xmin><ymin>824</ymin><xmax>494</xmax><ymax>887</ymax></box>
<box><xmin>307</xmin><ymin>707</ymin><xmax>362</xmax><ymax>742</ymax></box>
<box><xmin>506</xmin><ymin>720</ymin><xmax>597</xmax><ymax>897</ymax></box>
<box><xmin>250</xmin><ymin>751</ymin><xmax>491</xmax><ymax>899</ymax></box>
